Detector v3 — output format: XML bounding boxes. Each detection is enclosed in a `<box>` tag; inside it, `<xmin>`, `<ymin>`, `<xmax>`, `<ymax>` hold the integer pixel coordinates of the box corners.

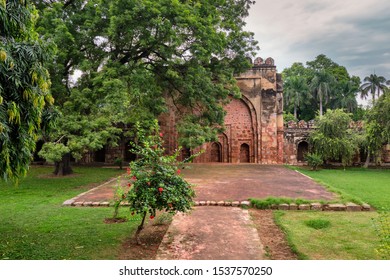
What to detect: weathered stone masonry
<box><xmin>87</xmin><ymin>57</ymin><xmax>390</xmax><ymax>166</ymax></box>
<box><xmin>160</xmin><ymin>57</ymin><xmax>284</xmax><ymax>164</ymax></box>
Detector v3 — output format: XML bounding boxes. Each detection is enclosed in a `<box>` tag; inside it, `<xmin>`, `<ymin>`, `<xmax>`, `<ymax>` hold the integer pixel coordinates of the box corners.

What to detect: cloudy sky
<box><xmin>245</xmin><ymin>0</ymin><xmax>390</xmax><ymax>81</ymax></box>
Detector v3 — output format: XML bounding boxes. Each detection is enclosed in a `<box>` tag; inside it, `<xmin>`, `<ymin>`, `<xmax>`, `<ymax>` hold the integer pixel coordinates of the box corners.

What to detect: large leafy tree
<box><xmin>283</xmin><ymin>76</ymin><xmax>309</xmax><ymax>119</ymax></box>
<box><xmin>359</xmin><ymin>74</ymin><xmax>388</xmax><ymax>103</ymax></box>
<box><xmin>309</xmin><ymin>109</ymin><xmax>359</xmax><ymax>167</ymax></box>
<box><xmin>282</xmin><ymin>55</ymin><xmax>360</xmax><ymax>120</ymax></box>
<box><xmin>310</xmin><ymin>70</ymin><xmax>336</xmax><ymax>116</ymax></box>
<box><xmin>330</xmin><ymin>80</ymin><xmax>358</xmax><ymax>113</ymax></box>
<box><xmin>35</xmin><ymin>0</ymin><xmax>258</xmax><ymax>175</ymax></box>
<box><xmin>307</xmin><ymin>54</ymin><xmax>351</xmax><ymax>83</ymax></box>
<box><xmin>0</xmin><ymin>0</ymin><xmax>53</xmax><ymax>181</ymax></box>
<box><xmin>363</xmin><ymin>93</ymin><xmax>390</xmax><ymax>167</ymax></box>
<box><xmin>100</xmin><ymin>0</ymin><xmax>258</xmax><ymax>145</ymax></box>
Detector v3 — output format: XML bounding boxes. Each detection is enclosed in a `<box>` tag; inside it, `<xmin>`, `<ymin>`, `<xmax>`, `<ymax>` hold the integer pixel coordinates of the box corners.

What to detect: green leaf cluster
<box><xmin>1</xmin><ymin>1</ymin><xmax>53</xmax><ymax>181</ymax></box>
<box><xmin>33</xmin><ymin>0</ymin><xmax>258</xmax><ymax>165</ymax></box>
<box><xmin>309</xmin><ymin>109</ymin><xmax>359</xmax><ymax>167</ymax></box>
<box><xmin>304</xmin><ymin>153</ymin><xmax>323</xmax><ymax>171</ymax></box>
<box><xmin>125</xmin><ymin>121</ymin><xmax>196</xmax><ymax>221</ymax></box>
<box><xmin>282</xmin><ymin>55</ymin><xmax>360</xmax><ymax>120</ymax></box>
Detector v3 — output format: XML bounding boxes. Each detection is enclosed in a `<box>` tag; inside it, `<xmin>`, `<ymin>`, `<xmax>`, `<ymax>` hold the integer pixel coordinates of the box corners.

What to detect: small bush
<box><xmin>305</xmin><ymin>153</ymin><xmax>323</xmax><ymax>171</ymax></box>
<box><xmin>153</xmin><ymin>212</ymin><xmax>174</xmax><ymax>226</ymax></box>
<box><xmin>304</xmin><ymin>219</ymin><xmax>331</xmax><ymax>230</ymax></box>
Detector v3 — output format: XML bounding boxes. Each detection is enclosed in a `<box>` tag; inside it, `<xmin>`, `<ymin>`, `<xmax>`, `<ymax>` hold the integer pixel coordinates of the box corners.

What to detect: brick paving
<box><xmin>64</xmin><ymin>164</ymin><xmax>337</xmax><ymax>206</ymax></box>
<box><xmin>63</xmin><ymin>164</ymin><xmax>371</xmax><ymax>260</ymax></box>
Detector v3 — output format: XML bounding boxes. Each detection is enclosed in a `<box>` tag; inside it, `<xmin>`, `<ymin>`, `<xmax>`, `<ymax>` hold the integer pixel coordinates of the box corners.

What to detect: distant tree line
<box><xmin>283</xmin><ymin>54</ymin><xmax>389</xmax><ymax>121</ymax></box>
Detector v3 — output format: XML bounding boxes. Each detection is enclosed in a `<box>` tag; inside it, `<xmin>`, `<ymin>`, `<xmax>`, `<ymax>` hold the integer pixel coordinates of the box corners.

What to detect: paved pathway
<box><xmin>156</xmin><ymin>207</ymin><xmax>264</xmax><ymax>260</ymax></box>
<box><xmin>66</xmin><ymin>164</ymin><xmax>336</xmax><ymax>205</ymax></box>
<box><xmin>184</xmin><ymin>164</ymin><xmax>336</xmax><ymax>201</ymax></box>
<box><xmin>64</xmin><ymin>164</ymin><xmax>337</xmax><ymax>260</ymax></box>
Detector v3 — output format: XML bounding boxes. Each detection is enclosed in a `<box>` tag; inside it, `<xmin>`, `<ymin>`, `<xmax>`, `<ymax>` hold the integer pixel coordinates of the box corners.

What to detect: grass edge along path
<box><xmin>288</xmin><ymin>166</ymin><xmax>390</xmax><ymax>211</ymax></box>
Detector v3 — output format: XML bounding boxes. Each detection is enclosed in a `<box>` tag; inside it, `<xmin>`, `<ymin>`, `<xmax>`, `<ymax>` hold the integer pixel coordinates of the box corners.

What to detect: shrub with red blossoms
<box><xmin>124</xmin><ymin>121</ymin><xmax>197</xmax><ymax>243</ymax></box>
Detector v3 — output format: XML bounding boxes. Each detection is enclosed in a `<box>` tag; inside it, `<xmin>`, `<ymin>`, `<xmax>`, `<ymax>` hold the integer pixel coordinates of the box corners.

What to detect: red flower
<box><xmin>127</xmin><ymin>183</ymin><xmax>131</xmax><ymax>187</ymax></box>
<box><xmin>126</xmin><ymin>167</ymin><xmax>131</xmax><ymax>175</ymax></box>
<box><xmin>159</xmin><ymin>133</ymin><xmax>163</xmax><ymax>137</ymax></box>
<box><xmin>150</xmin><ymin>215</ymin><xmax>154</xmax><ymax>220</ymax></box>
<box><xmin>132</xmin><ymin>176</ymin><xmax>137</xmax><ymax>181</ymax></box>
<box><xmin>158</xmin><ymin>187</ymin><xmax>164</xmax><ymax>193</ymax></box>
<box><xmin>177</xmin><ymin>169</ymin><xmax>181</xmax><ymax>175</ymax></box>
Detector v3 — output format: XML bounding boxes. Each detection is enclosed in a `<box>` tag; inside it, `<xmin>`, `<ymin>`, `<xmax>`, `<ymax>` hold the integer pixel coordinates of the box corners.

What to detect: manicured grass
<box><xmin>276</xmin><ymin>167</ymin><xmax>390</xmax><ymax>260</ymax></box>
<box><xmin>0</xmin><ymin>166</ymin><xmax>140</xmax><ymax>260</ymax></box>
<box><xmin>276</xmin><ymin>211</ymin><xmax>381</xmax><ymax>260</ymax></box>
<box><xmin>292</xmin><ymin>167</ymin><xmax>390</xmax><ymax>210</ymax></box>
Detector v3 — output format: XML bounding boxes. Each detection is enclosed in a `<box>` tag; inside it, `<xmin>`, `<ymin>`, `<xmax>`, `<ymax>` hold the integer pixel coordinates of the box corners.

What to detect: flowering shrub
<box><xmin>125</xmin><ymin>121</ymin><xmax>196</xmax><ymax>243</ymax></box>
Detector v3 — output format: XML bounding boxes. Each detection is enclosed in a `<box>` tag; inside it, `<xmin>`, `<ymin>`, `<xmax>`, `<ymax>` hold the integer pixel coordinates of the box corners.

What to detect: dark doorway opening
<box><xmin>210</xmin><ymin>142</ymin><xmax>222</xmax><ymax>162</ymax></box>
<box><xmin>240</xmin><ymin>143</ymin><xmax>250</xmax><ymax>163</ymax></box>
<box><xmin>94</xmin><ymin>146</ymin><xmax>106</xmax><ymax>163</ymax></box>
<box><xmin>297</xmin><ymin>141</ymin><xmax>309</xmax><ymax>162</ymax></box>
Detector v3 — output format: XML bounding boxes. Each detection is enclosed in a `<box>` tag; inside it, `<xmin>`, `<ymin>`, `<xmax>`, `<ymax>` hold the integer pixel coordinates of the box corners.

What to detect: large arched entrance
<box><xmin>297</xmin><ymin>141</ymin><xmax>309</xmax><ymax>162</ymax></box>
<box><xmin>210</xmin><ymin>142</ymin><xmax>222</xmax><ymax>162</ymax></box>
<box><xmin>240</xmin><ymin>143</ymin><xmax>250</xmax><ymax>163</ymax></box>
<box><xmin>224</xmin><ymin>97</ymin><xmax>257</xmax><ymax>163</ymax></box>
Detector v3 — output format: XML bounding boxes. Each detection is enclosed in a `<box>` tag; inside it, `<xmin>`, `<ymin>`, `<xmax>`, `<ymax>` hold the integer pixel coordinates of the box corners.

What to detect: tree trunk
<box><xmin>135</xmin><ymin>212</ymin><xmax>147</xmax><ymax>245</ymax></box>
<box><xmin>294</xmin><ymin>105</ymin><xmax>297</xmax><ymax>119</ymax></box>
<box><xmin>363</xmin><ymin>150</ymin><xmax>370</xmax><ymax>168</ymax></box>
<box><xmin>53</xmin><ymin>153</ymin><xmax>73</xmax><ymax>176</ymax></box>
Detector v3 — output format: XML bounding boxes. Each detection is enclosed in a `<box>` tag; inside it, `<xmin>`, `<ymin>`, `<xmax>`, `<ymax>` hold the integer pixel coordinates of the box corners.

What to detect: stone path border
<box><xmin>63</xmin><ymin>196</ymin><xmax>372</xmax><ymax>212</ymax></box>
<box><xmin>62</xmin><ymin>177</ymin><xmax>118</xmax><ymax>207</ymax></box>
<box><xmin>194</xmin><ymin>201</ymin><xmax>372</xmax><ymax>211</ymax></box>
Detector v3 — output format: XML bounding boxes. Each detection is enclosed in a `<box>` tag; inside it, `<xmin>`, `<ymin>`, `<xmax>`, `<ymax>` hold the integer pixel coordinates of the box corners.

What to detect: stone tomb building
<box><xmin>75</xmin><ymin>57</ymin><xmax>390</xmax><ymax>166</ymax></box>
<box><xmin>159</xmin><ymin>57</ymin><xmax>285</xmax><ymax>164</ymax></box>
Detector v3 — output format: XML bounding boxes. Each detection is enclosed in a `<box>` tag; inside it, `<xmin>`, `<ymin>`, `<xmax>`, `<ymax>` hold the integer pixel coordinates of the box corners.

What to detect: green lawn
<box><xmin>293</xmin><ymin>167</ymin><xmax>390</xmax><ymax>210</ymax></box>
<box><xmin>0</xmin><ymin>166</ymin><xmax>138</xmax><ymax>260</ymax></box>
<box><xmin>278</xmin><ymin>167</ymin><xmax>390</xmax><ymax>260</ymax></box>
<box><xmin>276</xmin><ymin>211</ymin><xmax>380</xmax><ymax>260</ymax></box>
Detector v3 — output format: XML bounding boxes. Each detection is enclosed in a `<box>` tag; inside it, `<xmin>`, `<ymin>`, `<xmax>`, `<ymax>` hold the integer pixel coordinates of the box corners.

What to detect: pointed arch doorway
<box><xmin>210</xmin><ymin>142</ymin><xmax>222</xmax><ymax>162</ymax></box>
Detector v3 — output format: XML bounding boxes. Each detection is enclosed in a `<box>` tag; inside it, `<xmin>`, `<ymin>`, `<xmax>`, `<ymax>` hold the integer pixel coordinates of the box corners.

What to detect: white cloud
<box><xmin>245</xmin><ymin>0</ymin><xmax>390</xmax><ymax>80</ymax></box>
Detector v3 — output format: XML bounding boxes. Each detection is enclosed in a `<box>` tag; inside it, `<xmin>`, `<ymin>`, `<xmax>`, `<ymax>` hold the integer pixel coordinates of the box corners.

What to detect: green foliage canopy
<box><xmin>0</xmin><ymin>0</ymin><xmax>53</xmax><ymax>181</ymax></box>
<box><xmin>35</xmin><ymin>0</ymin><xmax>259</xmax><ymax>168</ymax></box>
<box><xmin>309</xmin><ymin>109</ymin><xmax>359</xmax><ymax>167</ymax></box>
<box><xmin>282</xmin><ymin>54</ymin><xmax>360</xmax><ymax>120</ymax></box>
<box><xmin>366</xmin><ymin>93</ymin><xmax>390</xmax><ymax>153</ymax></box>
